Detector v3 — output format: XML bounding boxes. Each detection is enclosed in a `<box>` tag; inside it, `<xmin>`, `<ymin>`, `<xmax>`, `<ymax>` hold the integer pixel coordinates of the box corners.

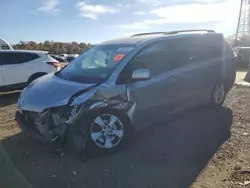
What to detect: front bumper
<box><xmin>15</xmin><ymin>111</ymin><xmax>66</xmax><ymax>144</ymax></box>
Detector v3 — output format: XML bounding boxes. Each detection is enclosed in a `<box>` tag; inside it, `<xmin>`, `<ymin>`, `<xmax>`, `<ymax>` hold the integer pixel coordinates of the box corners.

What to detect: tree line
<box><xmin>12</xmin><ymin>41</ymin><xmax>94</xmax><ymax>55</ymax></box>
<box><xmin>11</xmin><ymin>35</ymin><xmax>250</xmax><ymax>55</ymax></box>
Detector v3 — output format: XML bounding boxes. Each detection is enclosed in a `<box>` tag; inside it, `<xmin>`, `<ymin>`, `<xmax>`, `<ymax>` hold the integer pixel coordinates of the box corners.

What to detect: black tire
<box><xmin>211</xmin><ymin>83</ymin><xmax>226</xmax><ymax>106</ymax></box>
<box><xmin>64</xmin><ymin>122</ymin><xmax>88</xmax><ymax>160</ymax></box>
<box><xmin>66</xmin><ymin>110</ymin><xmax>132</xmax><ymax>158</ymax></box>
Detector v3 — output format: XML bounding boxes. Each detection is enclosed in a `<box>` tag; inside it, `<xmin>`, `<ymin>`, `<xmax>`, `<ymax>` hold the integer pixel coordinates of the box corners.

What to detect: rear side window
<box><xmin>118</xmin><ymin>35</ymin><xmax>229</xmax><ymax>84</ymax></box>
<box><xmin>162</xmin><ymin>37</ymin><xmax>201</xmax><ymax>66</ymax></box>
<box><xmin>0</xmin><ymin>52</ymin><xmax>39</xmax><ymax>65</ymax></box>
<box><xmin>199</xmin><ymin>35</ymin><xmax>223</xmax><ymax>60</ymax></box>
<box><xmin>118</xmin><ymin>38</ymin><xmax>200</xmax><ymax>83</ymax></box>
<box><xmin>128</xmin><ymin>38</ymin><xmax>202</xmax><ymax>74</ymax></box>
<box><xmin>129</xmin><ymin>42</ymin><xmax>171</xmax><ymax>75</ymax></box>
<box><xmin>1</xmin><ymin>45</ymin><xmax>10</xmax><ymax>50</ymax></box>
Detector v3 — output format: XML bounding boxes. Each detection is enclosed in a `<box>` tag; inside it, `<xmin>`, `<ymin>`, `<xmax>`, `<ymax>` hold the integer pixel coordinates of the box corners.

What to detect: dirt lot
<box><xmin>0</xmin><ymin>85</ymin><xmax>249</xmax><ymax>188</ymax></box>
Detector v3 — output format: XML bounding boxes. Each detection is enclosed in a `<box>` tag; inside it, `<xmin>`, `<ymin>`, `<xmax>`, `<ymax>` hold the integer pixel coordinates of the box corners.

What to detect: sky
<box><xmin>0</xmin><ymin>0</ymin><xmax>240</xmax><ymax>44</ymax></box>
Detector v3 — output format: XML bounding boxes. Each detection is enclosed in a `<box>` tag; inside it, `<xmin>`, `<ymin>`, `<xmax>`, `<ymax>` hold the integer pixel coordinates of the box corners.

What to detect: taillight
<box><xmin>46</xmin><ymin>61</ymin><xmax>59</xmax><ymax>68</ymax></box>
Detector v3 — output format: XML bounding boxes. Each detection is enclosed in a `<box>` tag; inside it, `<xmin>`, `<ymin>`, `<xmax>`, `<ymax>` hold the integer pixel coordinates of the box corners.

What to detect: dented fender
<box><xmin>65</xmin><ymin>84</ymin><xmax>136</xmax><ymax>126</ymax></box>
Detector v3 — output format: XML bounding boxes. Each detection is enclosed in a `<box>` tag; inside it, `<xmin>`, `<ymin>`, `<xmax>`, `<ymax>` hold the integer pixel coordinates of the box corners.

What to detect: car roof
<box><xmin>100</xmin><ymin>29</ymin><xmax>220</xmax><ymax>45</ymax></box>
<box><xmin>0</xmin><ymin>50</ymin><xmax>49</xmax><ymax>54</ymax></box>
<box><xmin>101</xmin><ymin>35</ymin><xmax>163</xmax><ymax>45</ymax></box>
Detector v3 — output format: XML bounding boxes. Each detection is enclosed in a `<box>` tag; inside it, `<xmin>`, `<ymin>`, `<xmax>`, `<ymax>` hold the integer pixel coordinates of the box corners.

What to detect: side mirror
<box><xmin>131</xmin><ymin>69</ymin><xmax>151</xmax><ymax>81</ymax></box>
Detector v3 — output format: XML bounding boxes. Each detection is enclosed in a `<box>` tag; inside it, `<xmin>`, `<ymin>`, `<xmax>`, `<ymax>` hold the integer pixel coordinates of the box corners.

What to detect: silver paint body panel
<box><xmin>17</xmin><ymin>33</ymin><xmax>236</xmax><ymax>135</ymax></box>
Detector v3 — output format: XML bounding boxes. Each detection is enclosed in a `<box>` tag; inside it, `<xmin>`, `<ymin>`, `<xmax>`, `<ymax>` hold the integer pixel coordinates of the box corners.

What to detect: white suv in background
<box><xmin>0</xmin><ymin>50</ymin><xmax>59</xmax><ymax>91</ymax></box>
<box><xmin>0</xmin><ymin>38</ymin><xmax>14</xmax><ymax>50</ymax></box>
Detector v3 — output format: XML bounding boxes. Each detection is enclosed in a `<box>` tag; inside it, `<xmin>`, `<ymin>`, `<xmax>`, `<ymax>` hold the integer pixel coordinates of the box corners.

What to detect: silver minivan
<box><xmin>15</xmin><ymin>30</ymin><xmax>236</xmax><ymax>156</ymax></box>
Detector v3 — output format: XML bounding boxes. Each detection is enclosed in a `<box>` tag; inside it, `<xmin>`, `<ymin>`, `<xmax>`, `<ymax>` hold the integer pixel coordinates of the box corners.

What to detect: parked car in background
<box><xmin>16</xmin><ymin>30</ymin><xmax>236</xmax><ymax>157</ymax></box>
<box><xmin>66</xmin><ymin>54</ymin><xmax>79</xmax><ymax>62</ymax></box>
<box><xmin>49</xmin><ymin>54</ymin><xmax>66</xmax><ymax>62</ymax></box>
<box><xmin>58</xmin><ymin>53</ymin><xmax>79</xmax><ymax>62</ymax></box>
<box><xmin>59</xmin><ymin>53</ymin><xmax>68</xmax><ymax>58</ymax></box>
<box><xmin>0</xmin><ymin>50</ymin><xmax>59</xmax><ymax>91</ymax></box>
<box><xmin>233</xmin><ymin>46</ymin><xmax>250</xmax><ymax>67</ymax></box>
<box><xmin>0</xmin><ymin>38</ymin><xmax>14</xmax><ymax>50</ymax></box>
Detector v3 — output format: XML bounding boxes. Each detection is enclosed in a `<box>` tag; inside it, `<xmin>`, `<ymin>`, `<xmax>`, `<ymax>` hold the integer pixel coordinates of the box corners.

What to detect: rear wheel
<box><xmin>211</xmin><ymin>83</ymin><xmax>226</xmax><ymax>106</ymax></box>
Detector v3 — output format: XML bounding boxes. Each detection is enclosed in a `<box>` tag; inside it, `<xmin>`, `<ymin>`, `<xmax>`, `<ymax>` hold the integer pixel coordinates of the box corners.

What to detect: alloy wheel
<box><xmin>213</xmin><ymin>84</ymin><xmax>225</xmax><ymax>105</ymax></box>
<box><xmin>90</xmin><ymin>114</ymin><xmax>124</xmax><ymax>149</ymax></box>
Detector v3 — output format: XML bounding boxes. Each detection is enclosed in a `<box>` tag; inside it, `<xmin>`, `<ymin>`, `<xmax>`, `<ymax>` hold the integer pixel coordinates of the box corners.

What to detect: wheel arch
<box><xmin>27</xmin><ymin>72</ymin><xmax>47</xmax><ymax>83</ymax></box>
<box><xmin>88</xmin><ymin>101</ymin><xmax>134</xmax><ymax>127</ymax></box>
<box><xmin>65</xmin><ymin>101</ymin><xmax>135</xmax><ymax>157</ymax></box>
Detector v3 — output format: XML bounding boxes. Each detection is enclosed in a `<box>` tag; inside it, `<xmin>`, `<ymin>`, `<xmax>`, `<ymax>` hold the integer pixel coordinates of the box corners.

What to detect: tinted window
<box><xmin>130</xmin><ymin>42</ymin><xmax>171</xmax><ymax>75</ymax></box>
<box><xmin>164</xmin><ymin>37</ymin><xmax>201</xmax><ymax>66</ymax></box>
<box><xmin>0</xmin><ymin>52</ymin><xmax>39</xmax><ymax>65</ymax></box>
<box><xmin>200</xmin><ymin>35</ymin><xmax>223</xmax><ymax>60</ymax></box>
<box><xmin>119</xmin><ymin>38</ymin><xmax>199</xmax><ymax>82</ymax></box>
<box><xmin>1</xmin><ymin>45</ymin><xmax>10</xmax><ymax>50</ymax></box>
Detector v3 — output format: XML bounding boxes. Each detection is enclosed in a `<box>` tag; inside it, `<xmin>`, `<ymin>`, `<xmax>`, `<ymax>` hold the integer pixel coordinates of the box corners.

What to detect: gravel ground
<box><xmin>0</xmin><ymin>86</ymin><xmax>249</xmax><ymax>188</ymax></box>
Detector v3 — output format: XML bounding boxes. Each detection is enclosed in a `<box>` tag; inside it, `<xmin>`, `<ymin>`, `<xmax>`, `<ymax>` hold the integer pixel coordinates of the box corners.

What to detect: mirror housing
<box><xmin>131</xmin><ymin>69</ymin><xmax>151</xmax><ymax>81</ymax></box>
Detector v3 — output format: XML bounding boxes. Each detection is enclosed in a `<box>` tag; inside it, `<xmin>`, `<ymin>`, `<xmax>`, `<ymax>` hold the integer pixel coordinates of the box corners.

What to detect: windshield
<box><xmin>57</xmin><ymin>45</ymin><xmax>134</xmax><ymax>83</ymax></box>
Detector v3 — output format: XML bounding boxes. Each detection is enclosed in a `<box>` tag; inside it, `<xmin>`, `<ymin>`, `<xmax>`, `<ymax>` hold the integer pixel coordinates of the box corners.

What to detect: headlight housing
<box><xmin>70</xmin><ymin>88</ymin><xmax>97</xmax><ymax>106</ymax></box>
<box><xmin>69</xmin><ymin>104</ymin><xmax>83</xmax><ymax>118</ymax></box>
<box><xmin>68</xmin><ymin>88</ymin><xmax>98</xmax><ymax>119</ymax></box>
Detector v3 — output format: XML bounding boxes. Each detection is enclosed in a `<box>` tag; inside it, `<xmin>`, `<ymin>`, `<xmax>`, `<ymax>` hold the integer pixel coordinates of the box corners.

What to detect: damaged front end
<box><xmin>16</xmin><ymin>105</ymin><xmax>70</xmax><ymax>143</ymax></box>
<box><xmin>16</xmin><ymin>84</ymin><xmax>135</xmax><ymax>144</ymax></box>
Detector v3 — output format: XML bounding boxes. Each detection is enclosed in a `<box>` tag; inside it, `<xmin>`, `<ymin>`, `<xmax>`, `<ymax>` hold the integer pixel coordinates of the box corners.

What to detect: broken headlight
<box><xmin>68</xmin><ymin>89</ymin><xmax>98</xmax><ymax>119</ymax></box>
<box><xmin>69</xmin><ymin>104</ymin><xmax>83</xmax><ymax>118</ymax></box>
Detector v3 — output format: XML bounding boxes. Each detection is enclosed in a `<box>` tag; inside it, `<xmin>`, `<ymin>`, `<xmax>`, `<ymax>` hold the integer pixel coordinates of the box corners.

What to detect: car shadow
<box><xmin>0</xmin><ymin>91</ymin><xmax>20</xmax><ymax>108</ymax></box>
<box><xmin>0</xmin><ymin>106</ymin><xmax>232</xmax><ymax>188</ymax></box>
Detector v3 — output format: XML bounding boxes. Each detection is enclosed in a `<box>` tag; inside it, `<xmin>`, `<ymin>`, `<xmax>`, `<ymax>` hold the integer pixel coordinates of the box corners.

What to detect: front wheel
<box><xmin>67</xmin><ymin>111</ymin><xmax>132</xmax><ymax>157</ymax></box>
<box><xmin>211</xmin><ymin>83</ymin><xmax>226</xmax><ymax>106</ymax></box>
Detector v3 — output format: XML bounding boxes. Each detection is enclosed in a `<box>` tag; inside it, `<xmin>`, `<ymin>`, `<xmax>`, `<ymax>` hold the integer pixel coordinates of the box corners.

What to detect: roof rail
<box><xmin>131</xmin><ymin>29</ymin><xmax>215</xmax><ymax>37</ymax></box>
<box><xmin>131</xmin><ymin>32</ymin><xmax>167</xmax><ymax>37</ymax></box>
<box><xmin>165</xmin><ymin>29</ymin><xmax>215</xmax><ymax>35</ymax></box>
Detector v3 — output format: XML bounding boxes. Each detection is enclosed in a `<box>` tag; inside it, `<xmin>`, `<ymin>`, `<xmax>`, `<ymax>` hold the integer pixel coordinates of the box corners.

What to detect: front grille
<box><xmin>28</xmin><ymin>111</ymin><xmax>50</xmax><ymax>125</ymax></box>
<box><xmin>22</xmin><ymin>106</ymin><xmax>70</xmax><ymax>136</ymax></box>
<box><xmin>23</xmin><ymin>111</ymin><xmax>53</xmax><ymax>136</ymax></box>
<box><xmin>51</xmin><ymin>105</ymin><xmax>70</xmax><ymax>119</ymax></box>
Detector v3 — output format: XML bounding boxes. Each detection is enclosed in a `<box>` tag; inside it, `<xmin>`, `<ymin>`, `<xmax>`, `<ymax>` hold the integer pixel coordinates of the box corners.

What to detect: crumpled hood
<box><xmin>18</xmin><ymin>73</ymin><xmax>95</xmax><ymax>112</ymax></box>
